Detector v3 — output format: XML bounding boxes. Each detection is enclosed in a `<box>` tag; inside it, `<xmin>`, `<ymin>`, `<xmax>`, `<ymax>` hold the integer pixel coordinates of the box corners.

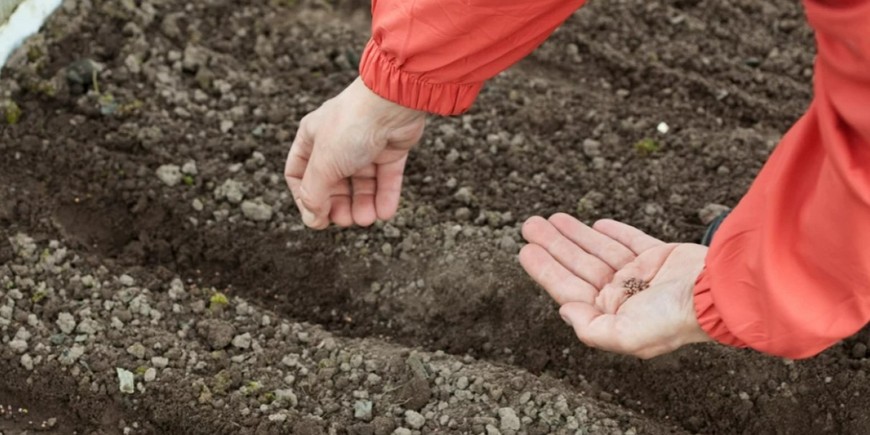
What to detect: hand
<box><xmin>520</xmin><ymin>213</ymin><xmax>711</xmax><ymax>359</ymax></box>
<box><xmin>285</xmin><ymin>78</ymin><xmax>426</xmax><ymax>229</ymax></box>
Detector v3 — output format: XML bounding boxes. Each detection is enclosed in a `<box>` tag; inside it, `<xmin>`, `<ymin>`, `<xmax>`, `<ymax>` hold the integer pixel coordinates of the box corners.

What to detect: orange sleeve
<box><xmin>359</xmin><ymin>0</ymin><xmax>587</xmax><ymax>115</ymax></box>
<box><xmin>693</xmin><ymin>0</ymin><xmax>870</xmax><ymax>359</ymax></box>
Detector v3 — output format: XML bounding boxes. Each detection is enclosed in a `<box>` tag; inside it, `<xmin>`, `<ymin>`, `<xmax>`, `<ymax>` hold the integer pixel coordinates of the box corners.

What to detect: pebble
<box><xmin>201</xmin><ymin>320</ymin><xmax>236</xmax><ymax>349</ymax></box>
<box><xmin>498</xmin><ymin>408</ymin><xmax>521</xmax><ymax>431</ymax></box>
<box><xmin>486</xmin><ymin>425</ymin><xmax>502</xmax><ymax>435</ymax></box>
<box><xmin>192</xmin><ymin>199</ymin><xmax>204</xmax><ymax>211</ymax></box>
<box><xmin>9</xmin><ymin>339</ymin><xmax>28</xmax><ymax>353</ymax></box>
<box><xmin>241</xmin><ymin>200</ymin><xmax>273</xmax><ymax>222</ymax></box>
<box><xmin>127</xmin><ymin>342</ymin><xmax>147</xmax><ymax>359</ymax></box>
<box><xmin>0</xmin><ymin>305</ymin><xmax>11</xmax><ymax>319</ymax></box>
<box><xmin>56</xmin><ymin>312</ymin><xmax>76</xmax><ymax>334</ymax></box>
<box><xmin>59</xmin><ymin>344</ymin><xmax>85</xmax><ymax>366</ymax></box>
<box><xmin>498</xmin><ymin>236</ymin><xmax>518</xmax><ymax>253</ymax></box>
<box><xmin>232</xmin><ymin>332</ymin><xmax>252</xmax><ymax>349</ymax></box>
<box><xmin>393</xmin><ymin>429</ymin><xmax>412</xmax><ymax>435</ymax></box>
<box><xmin>156</xmin><ymin>165</ymin><xmax>182</xmax><ymax>187</ymax></box>
<box><xmin>354</xmin><ymin>400</ymin><xmax>373</xmax><ymax>421</ymax></box>
<box><xmin>119</xmin><ymin>274</ymin><xmax>136</xmax><ymax>286</ymax></box>
<box><xmin>275</xmin><ymin>389</ymin><xmax>298</xmax><ymax>407</ymax></box>
<box><xmin>405</xmin><ymin>410</ymin><xmax>425</xmax><ymax>429</ymax></box>
<box><xmin>152</xmin><ymin>356</ymin><xmax>169</xmax><ymax>368</ymax></box>
<box><xmin>182</xmin><ymin>160</ymin><xmax>198</xmax><ymax>175</ymax></box>
<box><xmin>20</xmin><ymin>353</ymin><xmax>33</xmax><ymax>370</ymax></box>
<box><xmin>453</xmin><ymin>187</ymin><xmax>474</xmax><ymax>205</ymax></box>
<box><xmin>582</xmin><ymin>139</ymin><xmax>602</xmax><ymax>157</ymax></box>
<box><xmin>215</xmin><ymin>179</ymin><xmax>245</xmax><ymax>204</ymax></box>
<box><xmin>456</xmin><ymin>376</ymin><xmax>469</xmax><ymax>390</ymax></box>
<box><xmin>144</xmin><ymin>367</ymin><xmax>157</xmax><ymax>382</ymax></box>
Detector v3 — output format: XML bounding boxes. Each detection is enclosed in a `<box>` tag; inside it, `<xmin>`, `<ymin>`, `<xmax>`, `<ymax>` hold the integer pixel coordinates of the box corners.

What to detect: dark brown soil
<box><xmin>3</xmin><ymin>0</ymin><xmax>869</xmax><ymax>433</ymax></box>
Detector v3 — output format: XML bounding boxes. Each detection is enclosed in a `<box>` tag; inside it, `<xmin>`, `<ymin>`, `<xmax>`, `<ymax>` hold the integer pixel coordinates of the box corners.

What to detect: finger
<box><xmin>519</xmin><ymin>244</ymin><xmax>598</xmax><ymax>305</ymax></box>
<box><xmin>330</xmin><ymin>176</ymin><xmax>354</xmax><ymax>228</ymax></box>
<box><xmin>595</xmin><ymin>244</ymin><xmax>676</xmax><ymax>314</ymax></box>
<box><xmin>285</xmin><ymin>125</ymin><xmax>317</xmax><ymax>225</ymax></box>
<box><xmin>592</xmin><ymin>219</ymin><xmax>664</xmax><ymax>255</ymax></box>
<box><xmin>351</xmin><ymin>164</ymin><xmax>378</xmax><ymax>227</ymax></box>
<box><xmin>375</xmin><ymin>155</ymin><xmax>407</xmax><ymax>221</ymax></box>
<box><xmin>299</xmin><ymin>147</ymin><xmax>338</xmax><ymax>229</ymax></box>
<box><xmin>548</xmin><ymin>213</ymin><xmax>636</xmax><ymax>270</ymax></box>
<box><xmin>522</xmin><ymin>216</ymin><xmax>614</xmax><ymax>289</ymax></box>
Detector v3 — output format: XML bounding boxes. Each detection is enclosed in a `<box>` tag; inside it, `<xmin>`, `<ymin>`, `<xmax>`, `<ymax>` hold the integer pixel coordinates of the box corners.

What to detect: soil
<box><xmin>1</xmin><ymin>0</ymin><xmax>868</xmax><ymax>434</ymax></box>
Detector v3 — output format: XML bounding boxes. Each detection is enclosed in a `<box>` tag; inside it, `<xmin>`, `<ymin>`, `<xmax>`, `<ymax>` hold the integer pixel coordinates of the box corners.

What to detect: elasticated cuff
<box><xmin>693</xmin><ymin>269</ymin><xmax>749</xmax><ymax>349</ymax></box>
<box><xmin>359</xmin><ymin>39</ymin><xmax>483</xmax><ymax>116</ymax></box>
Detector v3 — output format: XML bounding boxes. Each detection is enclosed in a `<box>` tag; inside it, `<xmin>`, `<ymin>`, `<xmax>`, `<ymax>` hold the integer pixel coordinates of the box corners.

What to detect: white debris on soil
<box><xmin>156</xmin><ymin>164</ymin><xmax>182</xmax><ymax>186</ymax></box>
<box><xmin>240</xmin><ymin>199</ymin><xmax>273</xmax><ymax>222</ymax></box>
<box><xmin>657</xmin><ymin>122</ymin><xmax>670</xmax><ymax>134</ymax></box>
<box><xmin>117</xmin><ymin>368</ymin><xmax>135</xmax><ymax>394</ymax></box>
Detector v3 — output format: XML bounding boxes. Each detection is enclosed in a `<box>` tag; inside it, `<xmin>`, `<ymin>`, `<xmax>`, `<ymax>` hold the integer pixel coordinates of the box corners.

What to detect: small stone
<box><xmin>582</xmin><ymin>139</ymin><xmax>601</xmax><ymax>157</ymax></box>
<box><xmin>59</xmin><ymin>344</ymin><xmax>85</xmax><ymax>366</ymax></box>
<box><xmin>269</xmin><ymin>413</ymin><xmax>288</xmax><ymax>422</ymax></box>
<box><xmin>152</xmin><ymin>356</ymin><xmax>169</xmax><ymax>368</ymax></box>
<box><xmin>354</xmin><ymin>400</ymin><xmax>373</xmax><ymax>421</ymax></box>
<box><xmin>852</xmin><ymin>343</ymin><xmax>867</xmax><ymax>359</ymax></box>
<box><xmin>486</xmin><ymin>425</ymin><xmax>502</xmax><ymax>435</ymax></box>
<box><xmin>200</xmin><ymin>320</ymin><xmax>236</xmax><ymax>349</ymax></box>
<box><xmin>220</xmin><ymin>119</ymin><xmax>234</xmax><ymax>133</ymax></box>
<box><xmin>453</xmin><ymin>187</ymin><xmax>474</xmax><ymax>205</ymax></box>
<box><xmin>20</xmin><ymin>354</ymin><xmax>33</xmax><ymax>370</ymax></box>
<box><xmin>241</xmin><ymin>200</ymin><xmax>273</xmax><ymax>222</ymax></box>
<box><xmin>698</xmin><ymin>203</ymin><xmax>730</xmax><ymax>225</ymax></box>
<box><xmin>498</xmin><ymin>408</ymin><xmax>521</xmax><ymax>431</ymax></box>
<box><xmin>56</xmin><ymin>312</ymin><xmax>76</xmax><ymax>334</ymax></box>
<box><xmin>144</xmin><ymin>367</ymin><xmax>157</xmax><ymax>382</ymax></box>
<box><xmin>456</xmin><ymin>376</ymin><xmax>469</xmax><ymax>390</ymax></box>
<box><xmin>182</xmin><ymin>160</ymin><xmax>198</xmax><ymax>175</ymax></box>
<box><xmin>498</xmin><ymin>236</ymin><xmax>518</xmax><ymax>253</ymax></box>
<box><xmin>127</xmin><ymin>342</ymin><xmax>147</xmax><ymax>359</ymax></box>
<box><xmin>405</xmin><ymin>410</ymin><xmax>425</xmax><ymax>429</ymax></box>
<box><xmin>275</xmin><ymin>389</ymin><xmax>298</xmax><ymax>407</ymax></box>
<box><xmin>9</xmin><ymin>339</ymin><xmax>27</xmax><ymax>353</ymax></box>
<box><xmin>393</xmin><ymin>429</ymin><xmax>412</xmax><ymax>435</ymax></box>
<box><xmin>232</xmin><ymin>332</ymin><xmax>252</xmax><ymax>349</ymax></box>
<box><xmin>192</xmin><ymin>199</ymin><xmax>204</xmax><ymax>211</ymax></box>
<box><xmin>156</xmin><ymin>165</ymin><xmax>182</xmax><ymax>187</ymax></box>
<box><xmin>119</xmin><ymin>274</ymin><xmax>136</xmax><ymax>286</ymax></box>
<box><xmin>215</xmin><ymin>179</ymin><xmax>245</xmax><ymax>204</ymax></box>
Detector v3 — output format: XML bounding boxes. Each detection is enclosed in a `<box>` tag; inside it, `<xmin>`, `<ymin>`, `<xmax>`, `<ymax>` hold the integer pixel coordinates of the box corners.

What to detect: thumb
<box><xmin>299</xmin><ymin>149</ymin><xmax>338</xmax><ymax>229</ymax></box>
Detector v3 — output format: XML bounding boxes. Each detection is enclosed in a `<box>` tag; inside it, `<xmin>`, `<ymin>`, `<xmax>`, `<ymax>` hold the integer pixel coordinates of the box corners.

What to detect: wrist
<box><xmin>351</xmin><ymin>77</ymin><xmax>426</xmax><ymax>126</ymax></box>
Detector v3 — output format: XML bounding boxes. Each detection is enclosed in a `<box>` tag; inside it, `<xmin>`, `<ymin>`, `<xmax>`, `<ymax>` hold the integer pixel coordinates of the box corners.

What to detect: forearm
<box><xmin>693</xmin><ymin>0</ymin><xmax>870</xmax><ymax>359</ymax></box>
<box><xmin>361</xmin><ymin>0</ymin><xmax>588</xmax><ymax>115</ymax></box>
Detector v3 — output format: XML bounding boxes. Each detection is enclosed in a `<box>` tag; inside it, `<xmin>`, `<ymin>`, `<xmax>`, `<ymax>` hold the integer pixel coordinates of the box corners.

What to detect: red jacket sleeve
<box><xmin>359</xmin><ymin>0</ymin><xmax>587</xmax><ymax>115</ymax></box>
<box><xmin>694</xmin><ymin>0</ymin><xmax>870</xmax><ymax>359</ymax></box>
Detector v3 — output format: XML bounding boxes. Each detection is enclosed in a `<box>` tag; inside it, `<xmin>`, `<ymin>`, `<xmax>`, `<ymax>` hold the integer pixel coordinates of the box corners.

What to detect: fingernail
<box><xmin>301</xmin><ymin>208</ymin><xmax>316</xmax><ymax>226</ymax></box>
<box><xmin>560</xmin><ymin>312</ymin><xmax>572</xmax><ymax>326</ymax></box>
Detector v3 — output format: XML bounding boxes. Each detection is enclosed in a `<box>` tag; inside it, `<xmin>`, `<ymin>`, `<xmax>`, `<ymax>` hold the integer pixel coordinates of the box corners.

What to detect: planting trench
<box><xmin>2</xmin><ymin>0</ymin><xmax>870</xmax><ymax>433</ymax></box>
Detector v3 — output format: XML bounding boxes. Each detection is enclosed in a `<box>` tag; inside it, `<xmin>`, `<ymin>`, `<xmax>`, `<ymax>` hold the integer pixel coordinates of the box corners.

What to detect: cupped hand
<box><xmin>285</xmin><ymin>78</ymin><xmax>426</xmax><ymax>229</ymax></box>
<box><xmin>520</xmin><ymin>213</ymin><xmax>711</xmax><ymax>359</ymax></box>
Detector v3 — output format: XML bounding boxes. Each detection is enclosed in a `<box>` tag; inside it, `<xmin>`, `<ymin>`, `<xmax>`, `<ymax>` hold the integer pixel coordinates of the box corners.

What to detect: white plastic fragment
<box><xmin>657</xmin><ymin>122</ymin><xmax>670</xmax><ymax>134</ymax></box>
<box><xmin>116</xmin><ymin>368</ymin><xmax>135</xmax><ymax>394</ymax></box>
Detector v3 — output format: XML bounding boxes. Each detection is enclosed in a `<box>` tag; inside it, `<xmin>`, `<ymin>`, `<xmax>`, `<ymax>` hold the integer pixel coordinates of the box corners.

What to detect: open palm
<box><xmin>520</xmin><ymin>214</ymin><xmax>711</xmax><ymax>359</ymax></box>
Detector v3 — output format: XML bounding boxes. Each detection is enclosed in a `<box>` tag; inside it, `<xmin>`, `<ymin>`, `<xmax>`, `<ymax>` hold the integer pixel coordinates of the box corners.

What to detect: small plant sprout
<box><xmin>634</xmin><ymin>138</ymin><xmax>661</xmax><ymax>155</ymax></box>
<box><xmin>209</xmin><ymin>291</ymin><xmax>230</xmax><ymax>310</ymax></box>
<box><xmin>5</xmin><ymin>101</ymin><xmax>22</xmax><ymax>125</ymax></box>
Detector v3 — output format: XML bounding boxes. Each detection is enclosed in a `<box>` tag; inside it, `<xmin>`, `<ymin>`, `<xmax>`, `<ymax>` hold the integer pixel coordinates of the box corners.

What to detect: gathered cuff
<box><xmin>359</xmin><ymin>39</ymin><xmax>484</xmax><ymax>116</ymax></box>
<box><xmin>693</xmin><ymin>269</ymin><xmax>749</xmax><ymax>349</ymax></box>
